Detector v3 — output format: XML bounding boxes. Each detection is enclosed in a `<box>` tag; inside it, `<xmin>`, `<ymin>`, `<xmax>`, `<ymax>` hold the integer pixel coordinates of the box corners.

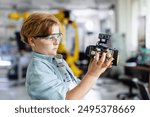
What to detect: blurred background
<box><xmin>0</xmin><ymin>0</ymin><xmax>150</xmax><ymax>100</ymax></box>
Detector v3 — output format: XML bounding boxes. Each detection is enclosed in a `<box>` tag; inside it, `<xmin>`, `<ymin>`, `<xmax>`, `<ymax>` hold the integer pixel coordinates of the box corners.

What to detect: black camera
<box><xmin>85</xmin><ymin>33</ymin><xmax>119</xmax><ymax>66</ymax></box>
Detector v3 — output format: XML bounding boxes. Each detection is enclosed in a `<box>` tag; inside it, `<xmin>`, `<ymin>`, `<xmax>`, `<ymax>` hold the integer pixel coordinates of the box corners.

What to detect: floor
<box><xmin>0</xmin><ymin>76</ymin><xmax>139</xmax><ymax>100</ymax></box>
<box><xmin>84</xmin><ymin>77</ymin><xmax>139</xmax><ymax>100</ymax></box>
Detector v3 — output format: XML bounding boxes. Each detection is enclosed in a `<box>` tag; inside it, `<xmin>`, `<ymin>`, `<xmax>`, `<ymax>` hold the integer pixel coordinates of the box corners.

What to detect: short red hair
<box><xmin>20</xmin><ymin>12</ymin><xmax>61</xmax><ymax>44</ymax></box>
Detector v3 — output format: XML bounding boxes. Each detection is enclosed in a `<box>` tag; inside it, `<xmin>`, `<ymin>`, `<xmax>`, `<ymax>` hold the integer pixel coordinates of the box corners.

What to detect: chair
<box><xmin>116</xmin><ymin>65</ymin><xmax>142</xmax><ymax>100</ymax></box>
<box><xmin>117</xmin><ymin>75</ymin><xmax>138</xmax><ymax>100</ymax></box>
<box><xmin>132</xmin><ymin>79</ymin><xmax>150</xmax><ymax>100</ymax></box>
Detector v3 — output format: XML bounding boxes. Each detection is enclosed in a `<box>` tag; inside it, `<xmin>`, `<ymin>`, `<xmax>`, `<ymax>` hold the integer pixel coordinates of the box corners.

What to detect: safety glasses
<box><xmin>35</xmin><ymin>33</ymin><xmax>63</xmax><ymax>42</ymax></box>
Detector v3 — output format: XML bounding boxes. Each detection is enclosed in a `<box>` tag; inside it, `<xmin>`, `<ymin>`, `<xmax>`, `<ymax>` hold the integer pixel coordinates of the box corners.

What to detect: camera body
<box><xmin>85</xmin><ymin>33</ymin><xmax>119</xmax><ymax>66</ymax></box>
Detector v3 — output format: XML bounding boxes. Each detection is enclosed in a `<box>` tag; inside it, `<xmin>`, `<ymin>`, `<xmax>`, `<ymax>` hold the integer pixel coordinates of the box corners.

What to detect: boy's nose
<box><xmin>53</xmin><ymin>38</ymin><xmax>60</xmax><ymax>45</ymax></box>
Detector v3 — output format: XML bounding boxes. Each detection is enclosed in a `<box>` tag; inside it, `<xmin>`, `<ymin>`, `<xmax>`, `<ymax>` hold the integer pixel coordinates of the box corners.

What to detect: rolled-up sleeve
<box><xmin>26</xmin><ymin>60</ymin><xmax>68</xmax><ymax>100</ymax></box>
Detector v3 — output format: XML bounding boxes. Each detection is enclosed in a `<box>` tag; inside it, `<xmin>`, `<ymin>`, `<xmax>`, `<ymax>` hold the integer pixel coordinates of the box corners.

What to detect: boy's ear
<box><xmin>28</xmin><ymin>37</ymin><xmax>35</xmax><ymax>47</ymax></box>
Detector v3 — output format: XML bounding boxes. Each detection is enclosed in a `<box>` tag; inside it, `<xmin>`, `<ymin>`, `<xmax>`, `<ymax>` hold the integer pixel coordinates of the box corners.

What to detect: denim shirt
<box><xmin>25</xmin><ymin>52</ymin><xmax>80</xmax><ymax>100</ymax></box>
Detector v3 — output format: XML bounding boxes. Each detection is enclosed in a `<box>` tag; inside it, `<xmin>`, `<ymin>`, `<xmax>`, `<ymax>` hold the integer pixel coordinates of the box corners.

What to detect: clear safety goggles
<box><xmin>36</xmin><ymin>33</ymin><xmax>63</xmax><ymax>42</ymax></box>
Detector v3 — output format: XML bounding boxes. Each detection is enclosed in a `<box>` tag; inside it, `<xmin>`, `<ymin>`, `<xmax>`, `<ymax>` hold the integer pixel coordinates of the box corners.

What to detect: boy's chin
<box><xmin>52</xmin><ymin>51</ymin><xmax>57</xmax><ymax>55</ymax></box>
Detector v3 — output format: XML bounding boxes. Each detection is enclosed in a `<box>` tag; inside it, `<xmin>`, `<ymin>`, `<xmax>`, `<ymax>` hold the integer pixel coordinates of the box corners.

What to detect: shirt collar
<box><xmin>32</xmin><ymin>52</ymin><xmax>63</xmax><ymax>62</ymax></box>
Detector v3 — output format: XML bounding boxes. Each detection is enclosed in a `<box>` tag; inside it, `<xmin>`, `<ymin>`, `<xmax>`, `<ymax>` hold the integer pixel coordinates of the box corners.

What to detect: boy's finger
<box><xmin>97</xmin><ymin>52</ymin><xmax>107</xmax><ymax>65</ymax></box>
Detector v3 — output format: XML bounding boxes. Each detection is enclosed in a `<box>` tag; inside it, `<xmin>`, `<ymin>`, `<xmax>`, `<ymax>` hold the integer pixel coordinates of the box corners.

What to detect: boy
<box><xmin>20</xmin><ymin>12</ymin><xmax>113</xmax><ymax>100</ymax></box>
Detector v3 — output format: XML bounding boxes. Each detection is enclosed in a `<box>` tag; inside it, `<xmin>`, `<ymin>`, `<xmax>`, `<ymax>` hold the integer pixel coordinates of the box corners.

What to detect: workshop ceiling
<box><xmin>0</xmin><ymin>0</ymin><xmax>116</xmax><ymax>10</ymax></box>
